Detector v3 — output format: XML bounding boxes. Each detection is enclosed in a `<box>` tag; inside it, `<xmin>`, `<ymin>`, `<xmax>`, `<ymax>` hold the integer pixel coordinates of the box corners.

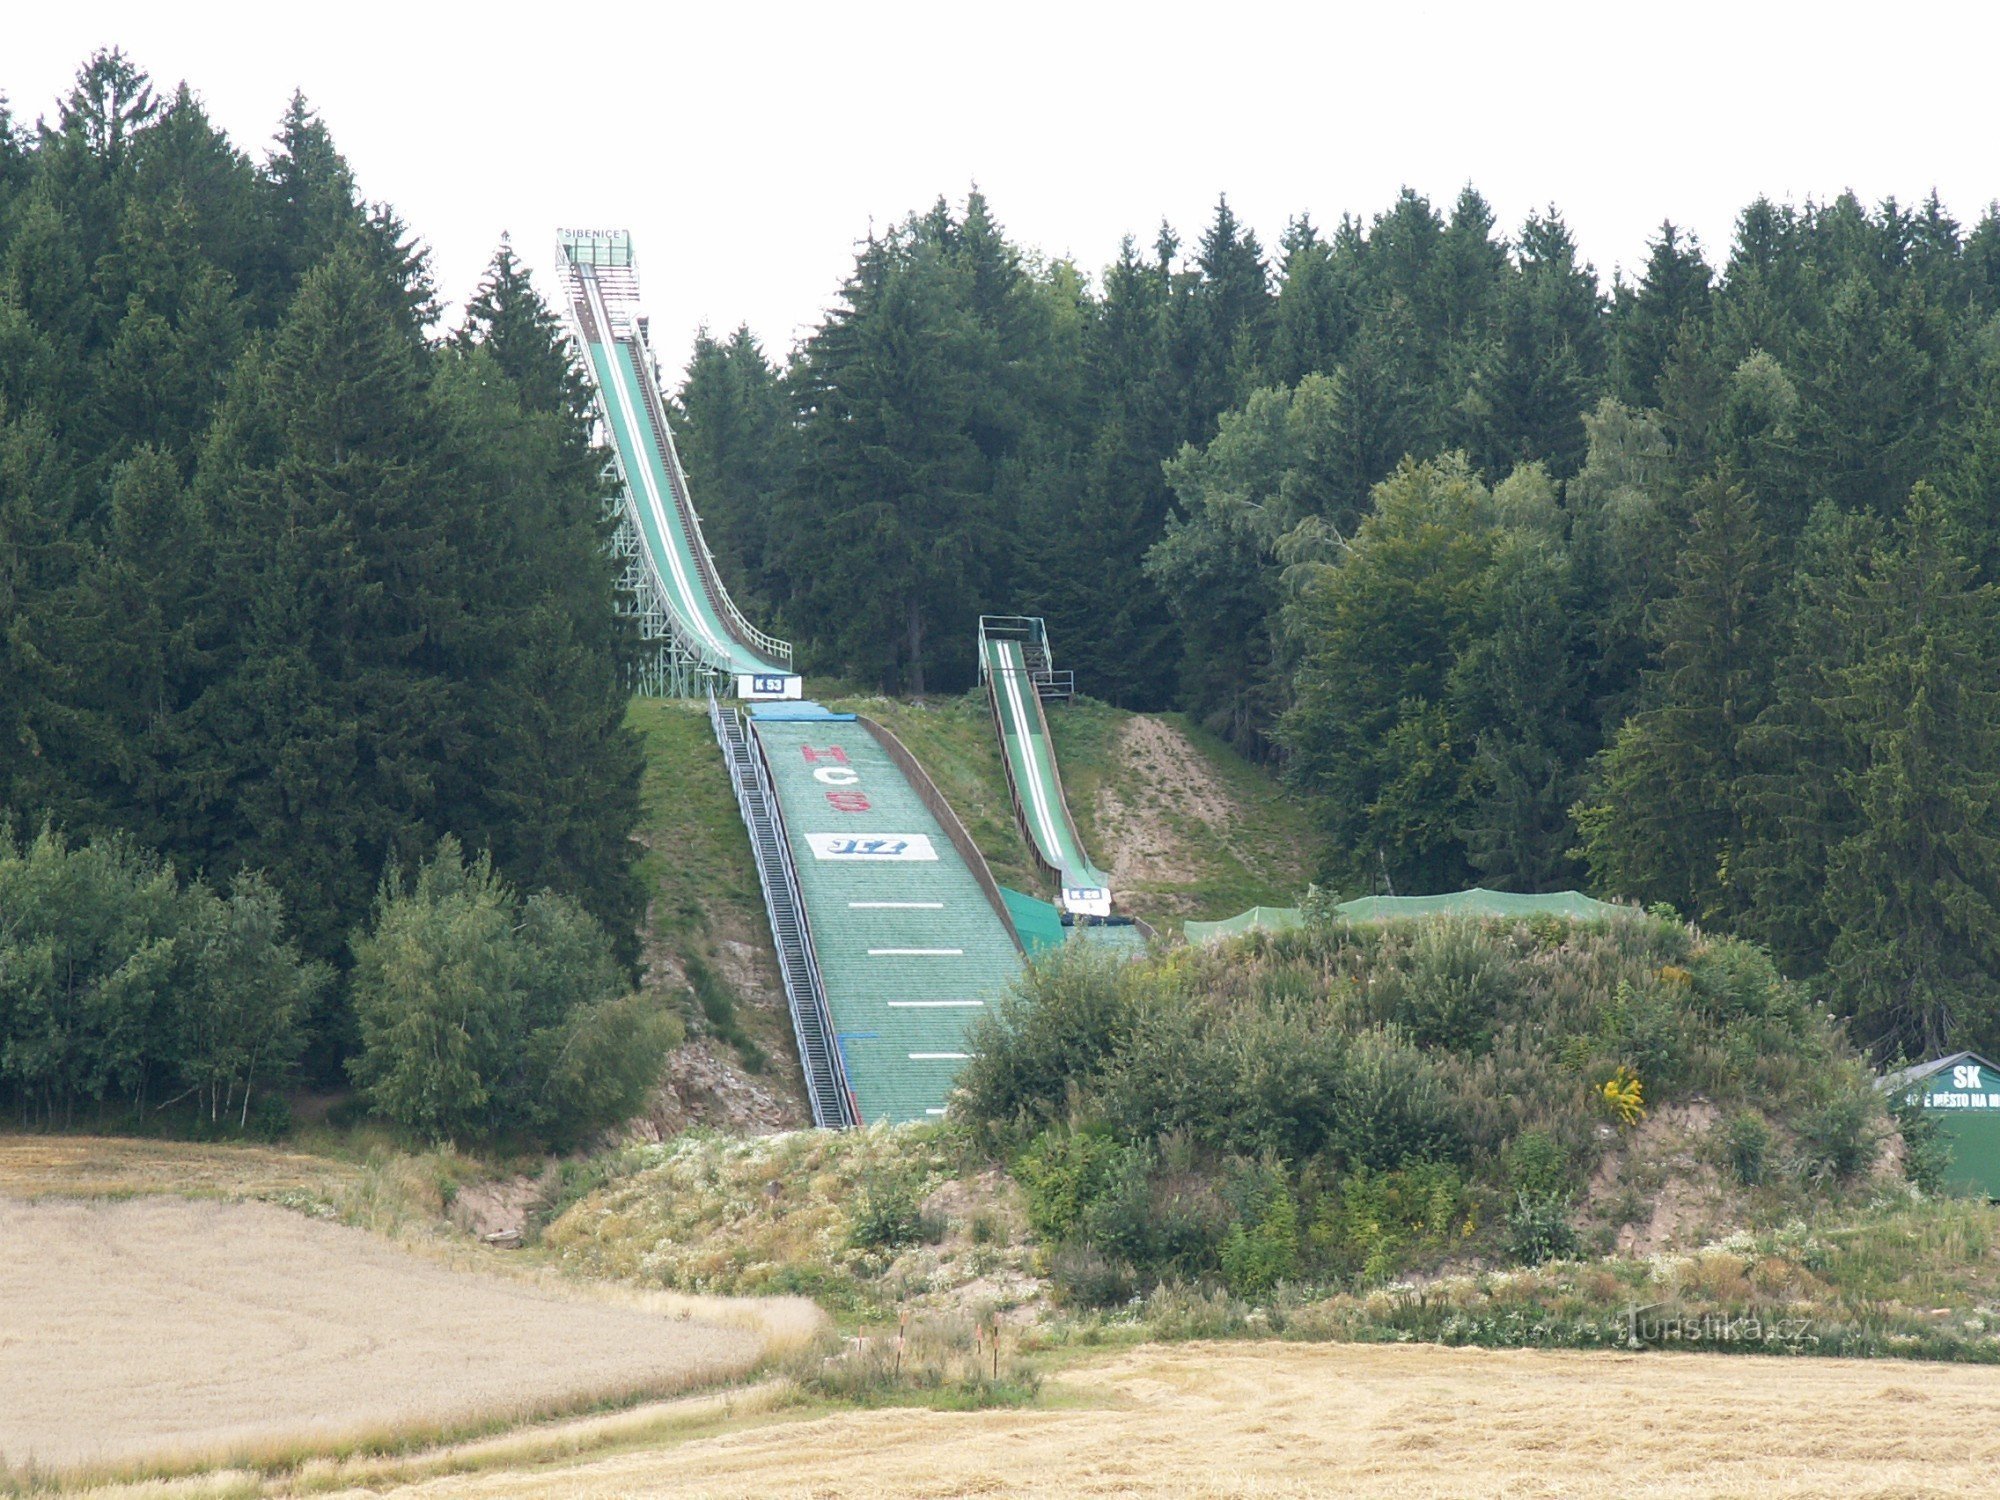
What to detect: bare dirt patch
<box><xmin>634</xmin><ymin>1038</ymin><xmax>808</xmax><ymax>1139</ymax></box>
<box><xmin>1585</xmin><ymin>1101</ymin><xmax>1728</xmax><ymax>1254</ymax></box>
<box><xmin>0</xmin><ymin>1195</ymin><xmax>764</xmax><ymax>1475</ymax></box>
<box><xmin>366</xmin><ymin>1339</ymin><xmax>2000</xmax><ymax>1499</ymax></box>
<box><xmin>1095</xmin><ymin>716</ymin><xmax>1242</xmax><ymax>892</ymax></box>
<box><xmin>448</xmin><ymin>1175</ymin><xmax>542</xmax><ymax>1244</ymax></box>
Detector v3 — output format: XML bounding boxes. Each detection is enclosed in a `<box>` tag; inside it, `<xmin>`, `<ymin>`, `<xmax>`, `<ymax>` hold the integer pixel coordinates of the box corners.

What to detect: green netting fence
<box><xmin>1000</xmin><ymin>886</ymin><xmax>1068</xmax><ymax>955</ymax></box>
<box><xmin>1183</xmin><ymin>888</ymin><xmax>1629</xmax><ymax>944</ymax></box>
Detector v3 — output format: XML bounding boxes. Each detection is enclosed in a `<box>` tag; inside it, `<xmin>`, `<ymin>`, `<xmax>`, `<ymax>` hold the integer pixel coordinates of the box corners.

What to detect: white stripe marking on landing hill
<box><xmin>869</xmin><ymin>948</ymin><xmax>963</xmax><ymax>956</ymax></box>
<box><xmin>850</xmin><ymin>901</ymin><xmax>945</xmax><ymax>909</ymax></box>
<box><xmin>887</xmin><ymin>1000</ymin><xmax>984</xmax><ymax>1008</ymax></box>
<box><xmin>909</xmin><ymin>1053</ymin><xmax>971</xmax><ymax>1061</ymax></box>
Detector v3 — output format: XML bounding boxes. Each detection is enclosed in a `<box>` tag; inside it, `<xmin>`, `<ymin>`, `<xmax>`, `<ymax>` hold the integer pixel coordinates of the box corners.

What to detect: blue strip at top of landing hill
<box><xmin>750</xmin><ymin>701</ymin><xmax>856</xmax><ymax>722</ymax></box>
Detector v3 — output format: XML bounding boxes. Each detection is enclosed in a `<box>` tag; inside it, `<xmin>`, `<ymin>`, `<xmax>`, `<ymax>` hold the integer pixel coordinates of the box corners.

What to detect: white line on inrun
<box><xmin>849</xmin><ymin>901</ymin><xmax>944</xmax><ymax>909</ymax></box>
<box><xmin>909</xmin><ymin>1053</ymin><xmax>970</xmax><ymax>1061</ymax></box>
<box><xmin>583</xmin><ymin>279</ymin><xmax>728</xmax><ymax>661</ymax></box>
<box><xmin>999</xmin><ymin>640</ymin><xmax>1070</xmax><ymax>866</ymax></box>
<box><xmin>886</xmin><ymin>1000</ymin><xmax>984</xmax><ymax>1008</ymax></box>
<box><xmin>868</xmin><ymin>948</ymin><xmax>963</xmax><ymax>956</ymax></box>
<box><xmin>925</xmin><ymin>1108</ymin><xmax>948</xmax><ymax>1116</ymax></box>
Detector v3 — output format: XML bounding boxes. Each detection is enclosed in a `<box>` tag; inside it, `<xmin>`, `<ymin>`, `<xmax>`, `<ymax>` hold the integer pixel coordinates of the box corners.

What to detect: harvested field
<box><xmin>0</xmin><ymin>1195</ymin><xmax>766</xmax><ymax>1477</ymax></box>
<box><xmin>0</xmin><ymin>1133</ymin><xmax>369</xmax><ymax>1202</ymax></box>
<box><xmin>365</xmin><ymin>1340</ymin><xmax>2000</xmax><ymax>1499</ymax></box>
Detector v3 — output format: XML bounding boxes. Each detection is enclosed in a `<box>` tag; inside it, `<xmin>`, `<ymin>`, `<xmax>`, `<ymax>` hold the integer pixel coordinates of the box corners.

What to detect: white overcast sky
<box><xmin>9</xmin><ymin>1</ymin><xmax>2000</xmax><ymax>380</ymax></box>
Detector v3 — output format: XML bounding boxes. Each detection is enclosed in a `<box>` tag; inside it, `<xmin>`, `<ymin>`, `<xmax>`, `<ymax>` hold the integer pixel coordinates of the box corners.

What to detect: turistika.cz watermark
<box><xmin>1621</xmin><ymin>1306</ymin><xmax>1816</xmax><ymax>1348</ymax></box>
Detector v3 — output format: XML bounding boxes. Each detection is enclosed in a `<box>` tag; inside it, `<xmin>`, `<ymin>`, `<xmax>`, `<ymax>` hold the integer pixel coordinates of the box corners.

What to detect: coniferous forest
<box><xmin>5</xmin><ymin>50</ymin><xmax>2000</xmax><ymax>1127</ymax></box>
<box><xmin>0</xmin><ymin>55</ymin><xmax>646</xmax><ymax>1122</ymax></box>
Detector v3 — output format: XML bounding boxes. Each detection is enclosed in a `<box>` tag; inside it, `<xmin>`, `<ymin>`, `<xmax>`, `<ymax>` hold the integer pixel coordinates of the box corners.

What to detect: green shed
<box><xmin>1881</xmin><ymin>1051</ymin><xmax>2000</xmax><ymax>1200</ymax></box>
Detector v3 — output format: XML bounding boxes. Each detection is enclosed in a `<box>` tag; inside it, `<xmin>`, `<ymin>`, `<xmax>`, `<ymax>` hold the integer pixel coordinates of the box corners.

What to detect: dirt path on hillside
<box><xmin>1093</xmin><ymin>715</ymin><xmax>1240</xmax><ymax>893</ymax></box>
<box><xmin>0</xmin><ymin>1195</ymin><xmax>766</xmax><ymax>1475</ymax></box>
<box><xmin>367</xmin><ymin>1339</ymin><xmax>2000</xmax><ymax>1499</ymax></box>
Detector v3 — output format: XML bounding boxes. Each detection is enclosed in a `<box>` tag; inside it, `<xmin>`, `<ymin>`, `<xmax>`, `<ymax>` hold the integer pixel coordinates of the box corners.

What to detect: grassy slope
<box><xmin>829</xmin><ymin>691</ymin><xmax>1048</xmax><ymax>897</ymax></box>
<box><xmin>625</xmin><ymin>700</ymin><xmax>802</xmax><ymax>1096</ymax></box>
<box><xmin>832</xmin><ymin>689</ymin><xmax>1315</xmax><ymax>929</ymax></box>
<box><xmin>628</xmin><ymin>700</ymin><xmax>765</xmax><ymax>948</ymax></box>
<box><xmin>1057</xmin><ymin>704</ymin><xmax>1316</xmax><ymax>924</ymax></box>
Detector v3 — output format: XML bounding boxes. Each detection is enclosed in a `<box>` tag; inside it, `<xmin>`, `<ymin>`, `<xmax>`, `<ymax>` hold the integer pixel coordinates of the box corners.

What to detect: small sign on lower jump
<box><xmin>806</xmin><ymin>833</ymin><xmax>938</xmax><ymax>862</ymax></box>
<box><xmin>737</xmin><ymin>673</ymin><xmax>803</xmax><ymax>701</ymax></box>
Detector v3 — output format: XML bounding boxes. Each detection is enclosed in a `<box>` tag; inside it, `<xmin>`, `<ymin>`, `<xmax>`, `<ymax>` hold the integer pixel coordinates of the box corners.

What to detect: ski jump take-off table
<box><xmin>556</xmin><ymin>231</ymin><xmax>1128</xmax><ymax>1127</ymax></box>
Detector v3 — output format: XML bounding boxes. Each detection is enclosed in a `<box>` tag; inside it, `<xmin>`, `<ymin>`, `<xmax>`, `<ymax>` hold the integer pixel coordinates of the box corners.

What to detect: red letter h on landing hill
<box><xmin>800</xmin><ymin>745</ymin><xmax>848</xmax><ymax>765</ymax></box>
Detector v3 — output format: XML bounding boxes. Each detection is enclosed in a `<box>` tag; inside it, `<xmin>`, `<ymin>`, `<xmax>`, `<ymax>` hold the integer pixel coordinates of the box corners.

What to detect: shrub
<box><xmin>1506</xmin><ymin>1191</ymin><xmax>1582</xmax><ymax>1266</ymax></box>
<box><xmin>1392</xmin><ymin>918</ymin><xmax>1519</xmax><ymax>1051</ymax></box>
<box><xmin>1096</xmin><ymin>998</ymin><xmax>1237</xmax><ymax>1147</ymax></box>
<box><xmin>348</xmin><ymin>837</ymin><xmax>676</xmax><ymax>1145</ymax></box>
<box><xmin>955</xmin><ymin>944</ymin><xmax>1130</xmax><ymax>1141</ymax></box>
<box><xmin>684</xmin><ymin>950</ymin><xmax>765</xmax><ymax>1072</ymax></box>
<box><xmin>1013</xmin><ymin>1127</ymin><xmax>1123</xmax><ymax>1243</ymax></box>
<box><xmin>1721</xmin><ymin>1110</ymin><xmax>1773</xmax><ymax>1186</ymax></box>
<box><xmin>1598</xmin><ymin>978</ymin><xmax>1692</xmax><ymax>1089</ymax></box>
<box><xmin>1889</xmin><ymin>1092</ymin><xmax>1949</xmax><ymax>1195</ymax></box>
<box><xmin>1076</xmin><ymin>1139</ymin><xmax>1166</xmax><ymax>1266</ymax></box>
<box><xmin>1047</xmin><ymin>1244</ymin><xmax>1137</xmax><ymax>1308</ymax></box>
<box><xmin>845</xmin><ymin>1168</ymin><xmax>944</xmax><ymax>1251</ymax></box>
<box><xmin>249</xmin><ymin>1092</ymin><xmax>294</xmax><ymax>1141</ymax></box>
<box><xmin>1502</xmin><ymin>1128</ymin><xmax>1573</xmax><ymax>1199</ymax></box>
<box><xmin>1218</xmin><ymin>1165</ymin><xmax>1301</xmax><ymax>1294</ymax></box>
<box><xmin>1313</xmin><ymin>1161</ymin><xmax>1474</xmax><ymax>1282</ymax></box>
<box><xmin>1796</xmin><ymin>1086</ymin><xmax>1882</xmax><ymax>1182</ymax></box>
<box><xmin>1333</xmin><ymin>1027</ymin><xmax>1467</xmax><ymax>1170</ymax></box>
<box><xmin>1208</xmin><ymin>1003</ymin><xmax>1348</xmax><ymax>1160</ymax></box>
<box><xmin>1688</xmin><ymin>938</ymin><xmax>1796</xmax><ymax>1026</ymax></box>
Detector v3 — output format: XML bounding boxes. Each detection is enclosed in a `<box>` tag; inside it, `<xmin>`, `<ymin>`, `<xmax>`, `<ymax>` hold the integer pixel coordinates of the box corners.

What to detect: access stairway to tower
<box><xmin>555</xmin><ymin>229</ymin><xmax>800</xmax><ymax>701</ymax></box>
<box><xmin>979</xmin><ymin>616</ymin><xmax>1113</xmax><ymax>917</ymax></box>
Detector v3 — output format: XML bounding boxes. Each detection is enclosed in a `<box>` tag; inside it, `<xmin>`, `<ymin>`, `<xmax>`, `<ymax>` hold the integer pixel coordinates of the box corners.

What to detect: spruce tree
<box><xmin>1788</xmin><ymin>273</ymin><xmax>1941</xmax><ymax>517</ymax></box>
<box><xmin>1820</xmin><ymin>488</ymin><xmax>2000</xmax><ymax>1054</ymax></box>
<box><xmin>455</xmin><ymin>237</ymin><xmax>593</xmax><ymax>428</ymax></box>
<box><xmin>194</xmin><ymin>243</ymin><xmax>462</xmax><ymax>961</ymax></box>
<box><xmin>674</xmin><ymin>323</ymin><xmax>792</xmax><ymax>601</ymax></box>
<box><xmin>1467</xmin><ymin>210</ymin><xmax>1605</xmax><ymax>479</ymax></box>
<box><xmin>1043</xmin><ymin>236</ymin><xmax>1181</xmax><ymax>705</ymax></box>
<box><xmin>1609</xmin><ymin>222</ymin><xmax>1714</xmax><ymax>406</ymax></box>
<box><xmin>1267</xmin><ymin>215</ymin><xmax>1353</xmax><ymax>386</ymax></box>
<box><xmin>1189</xmin><ymin>195</ymin><xmax>1272</xmax><ymax>427</ymax></box>
<box><xmin>1572</xmin><ymin>472</ymin><xmax>1772</xmax><ymax>921</ymax></box>
<box><xmin>1452</xmin><ymin>513</ymin><xmax>1592</xmax><ymax>890</ymax></box>
<box><xmin>781</xmin><ymin>229</ymin><xmax>988</xmax><ymax>692</ymax></box>
<box><xmin>1736</xmin><ymin>503</ymin><xmax>1878</xmax><ymax>973</ymax></box>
